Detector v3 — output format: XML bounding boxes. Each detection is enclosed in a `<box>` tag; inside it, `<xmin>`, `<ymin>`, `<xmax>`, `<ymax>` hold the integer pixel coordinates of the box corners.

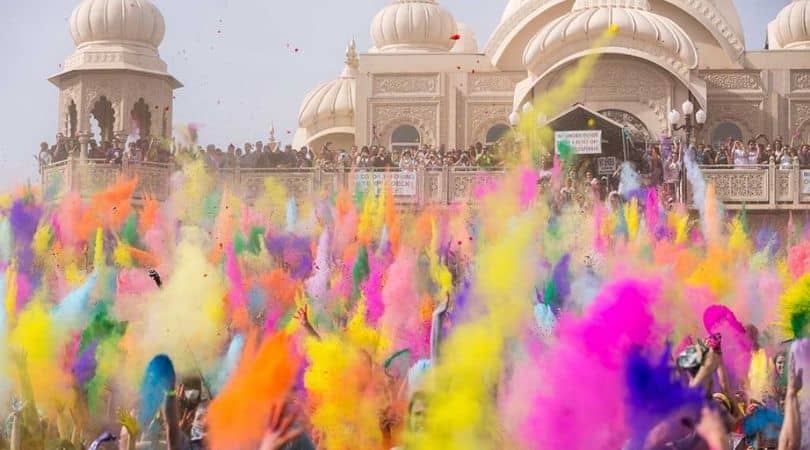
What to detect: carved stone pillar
<box><xmin>78</xmin><ymin>132</ymin><xmax>92</xmax><ymax>161</ymax></box>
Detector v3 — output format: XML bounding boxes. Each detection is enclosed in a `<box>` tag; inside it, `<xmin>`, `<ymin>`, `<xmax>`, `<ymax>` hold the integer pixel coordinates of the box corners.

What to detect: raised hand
<box><xmin>258</xmin><ymin>402</ymin><xmax>302</xmax><ymax>450</ymax></box>
<box><xmin>116</xmin><ymin>408</ymin><xmax>139</xmax><ymax>438</ymax></box>
<box><xmin>293</xmin><ymin>304</ymin><xmax>310</xmax><ymax>326</ymax></box>
<box><xmin>787</xmin><ymin>358</ymin><xmax>803</xmax><ymax>397</ymax></box>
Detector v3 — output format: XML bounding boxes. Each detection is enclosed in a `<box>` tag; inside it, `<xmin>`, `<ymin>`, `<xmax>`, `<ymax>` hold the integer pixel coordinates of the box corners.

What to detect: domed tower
<box><xmin>370</xmin><ymin>0</ymin><xmax>458</xmax><ymax>53</ymax></box>
<box><xmin>49</xmin><ymin>0</ymin><xmax>182</xmax><ymax>152</ymax></box>
<box><xmin>768</xmin><ymin>0</ymin><xmax>810</xmax><ymax>49</ymax></box>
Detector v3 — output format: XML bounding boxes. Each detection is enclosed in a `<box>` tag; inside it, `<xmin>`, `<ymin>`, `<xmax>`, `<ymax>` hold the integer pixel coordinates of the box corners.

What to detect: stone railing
<box><xmin>689</xmin><ymin>161</ymin><xmax>810</xmax><ymax>210</ymax></box>
<box><xmin>40</xmin><ymin>158</ymin><xmax>506</xmax><ymax>206</ymax></box>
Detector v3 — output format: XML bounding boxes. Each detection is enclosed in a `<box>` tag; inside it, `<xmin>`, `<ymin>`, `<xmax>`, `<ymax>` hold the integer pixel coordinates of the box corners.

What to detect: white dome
<box><xmin>70</xmin><ymin>0</ymin><xmax>165</xmax><ymax>48</ymax></box>
<box><xmin>501</xmin><ymin>0</ymin><xmax>527</xmax><ymax>22</ymax></box>
<box><xmin>298</xmin><ymin>79</ymin><xmax>355</xmax><ymax>129</ymax></box>
<box><xmin>524</xmin><ymin>3</ymin><xmax>698</xmax><ymax>72</ymax></box>
<box><xmin>370</xmin><ymin>0</ymin><xmax>458</xmax><ymax>53</ymax></box>
<box><xmin>451</xmin><ymin>23</ymin><xmax>479</xmax><ymax>53</ymax></box>
<box><xmin>771</xmin><ymin>0</ymin><xmax>810</xmax><ymax>49</ymax></box>
<box><xmin>298</xmin><ymin>42</ymin><xmax>358</xmax><ymax>131</ymax></box>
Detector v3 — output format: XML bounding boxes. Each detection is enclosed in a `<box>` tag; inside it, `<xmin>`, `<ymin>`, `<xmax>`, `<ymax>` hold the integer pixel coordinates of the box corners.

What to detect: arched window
<box><xmin>485</xmin><ymin>124</ymin><xmax>510</xmax><ymax>146</ymax></box>
<box><xmin>131</xmin><ymin>98</ymin><xmax>152</xmax><ymax>138</ymax></box>
<box><xmin>712</xmin><ymin>122</ymin><xmax>743</xmax><ymax>148</ymax></box>
<box><xmin>390</xmin><ymin>124</ymin><xmax>421</xmax><ymax>152</ymax></box>
<box><xmin>90</xmin><ymin>96</ymin><xmax>115</xmax><ymax>144</ymax></box>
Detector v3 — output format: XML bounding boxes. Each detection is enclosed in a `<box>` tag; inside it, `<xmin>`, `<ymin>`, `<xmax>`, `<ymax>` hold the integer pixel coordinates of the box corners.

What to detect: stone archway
<box><xmin>131</xmin><ymin>98</ymin><xmax>152</xmax><ymax>138</ymax></box>
<box><xmin>598</xmin><ymin>109</ymin><xmax>653</xmax><ymax>144</ymax></box>
<box><xmin>527</xmin><ymin>56</ymin><xmax>677</xmax><ymax>139</ymax></box>
<box><xmin>90</xmin><ymin>96</ymin><xmax>115</xmax><ymax>144</ymax></box>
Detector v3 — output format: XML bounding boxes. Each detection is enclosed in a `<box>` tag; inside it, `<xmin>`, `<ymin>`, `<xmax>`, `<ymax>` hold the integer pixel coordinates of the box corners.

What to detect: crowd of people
<box><xmin>556</xmin><ymin>133</ymin><xmax>810</xmax><ymax>210</ymax></box>
<box><xmin>192</xmin><ymin>141</ymin><xmax>508</xmax><ymax>172</ymax></box>
<box><xmin>7</xmin><ymin>130</ymin><xmax>810</xmax><ymax>450</ymax></box>
<box><xmin>36</xmin><ymin>134</ymin><xmax>509</xmax><ymax>172</ymax></box>
<box><xmin>36</xmin><ymin>134</ymin><xmax>174</xmax><ymax>168</ymax></box>
<box><xmin>689</xmin><ymin>136</ymin><xmax>810</xmax><ymax>168</ymax></box>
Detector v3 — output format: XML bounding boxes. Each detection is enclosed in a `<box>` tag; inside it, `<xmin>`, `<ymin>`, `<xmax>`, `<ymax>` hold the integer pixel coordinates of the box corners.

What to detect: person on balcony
<box><xmin>356</xmin><ymin>146</ymin><xmax>371</xmax><ymax>168</ymax></box>
<box><xmin>241</xmin><ymin>143</ymin><xmax>257</xmax><ymax>167</ymax></box>
<box><xmin>701</xmin><ymin>145</ymin><xmax>716</xmax><ymax>166</ymax></box>
<box><xmin>731</xmin><ymin>140</ymin><xmax>747</xmax><ymax>167</ymax></box>
<box><xmin>279</xmin><ymin>145</ymin><xmax>296</xmax><ymax>168</ymax></box>
<box><xmin>374</xmin><ymin>147</ymin><xmax>393</xmax><ymax>168</ymax></box>
<box><xmin>106</xmin><ymin>139</ymin><xmax>124</xmax><ymax>165</ymax></box>
<box><xmin>715</xmin><ymin>144</ymin><xmax>730</xmax><ymax>165</ymax></box>
<box><xmin>455</xmin><ymin>151</ymin><xmax>472</xmax><ymax>167</ymax></box>
<box><xmin>299</xmin><ymin>146</ymin><xmax>314</xmax><ymax>168</ymax></box>
<box><xmin>757</xmin><ymin>143</ymin><xmax>772</xmax><ymax>165</ymax></box>
<box><xmin>36</xmin><ymin>142</ymin><xmax>52</xmax><ymax>167</ymax></box>
<box><xmin>256</xmin><ymin>145</ymin><xmax>272</xmax><ymax>169</ymax></box>
<box><xmin>799</xmin><ymin>145</ymin><xmax>810</xmax><ymax>166</ymax></box>
<box><xmin>320</xmin><ymin>142</ymin><xmax>335</xmax><ymax>167</ymax></box>
<box><xmin>399</xmin><ymin>149</ymin><xmax>416</xmax><ymax>171</ymax></box>
<box><xmin>475</xmin><ymin>145</ymin><xmax>497</xmax><ymax>168</ymax></box>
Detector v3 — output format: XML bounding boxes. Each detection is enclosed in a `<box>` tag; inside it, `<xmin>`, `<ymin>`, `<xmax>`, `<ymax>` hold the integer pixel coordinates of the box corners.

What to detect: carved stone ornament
<box><xmin>373</xmin><ymin>75</ymin><xmax>439</xmax><ymax>95</ymax></box>
<box><xmin>698</xmin><ymin>170</ymin><xmax>769</xmax><ymax>202</ymax></box>
<box><xmin>373</xmin><ymin>104</ymin><xmax>438</xmax><ymax>146</ymax></box>
<box><xmin>702</xmin><ymin>72</ymin><xmax>761</xmax><ymax>90</ymax></box>
<box><xmin>599</xmin><ymin>109</ymin><xmax>654</xmax><ymax>142</ymax></box>
<box><xmin>468</xmin><ymin>103</ymin><xmax>513</xmax><ymax>143</ymax></box>
<box><xmin>792</xmin><ymin>71</ymin><xmax>810</xmax><ymax>91</ymax></box>
<box><xmin>776</xmin><ymin>170</ymin><xmax>793</xmax><ymax>202</ymax></box>
<box><xmin>791</xmin><ymin>102</ymin><xmax>810</xmax><ymax>132</ymax></box>
<box><xmin>708</xmin><ymin>102</ymin><xmax>761</xmax><ymax>137</ymax></box>
<box><xmin>449</xmin><ymin>171</ymin><xmax>503</xmax><ymax>203</ymax></box>
<box><xmin>546</xmin><ymin>58</ymin><xmax>668</xmax><ymax>102</ymax></box>
<box><xmin>469</xmin><ymin>73</ymin><xmax>521</xmax><ymax>93</ymax></box>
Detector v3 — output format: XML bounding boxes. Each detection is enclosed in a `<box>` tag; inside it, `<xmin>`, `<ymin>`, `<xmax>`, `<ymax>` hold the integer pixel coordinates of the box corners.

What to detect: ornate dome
<box><xmin>770</xmin><ymin>0</ymin><xmax>810</xmax><ymax>49</ymax></box>
<box><xmin>70</xmin><ymin>0</ymin><xmax>165</xmax><ymax>48</ymax></box>
<box><xmin>451</xmin><ymin>23</ymin><xmax>479</xmax><ymax>53</ymax></box>
<box><xmin>524</xmin><ymin>0</ymin><xmax>698</xmax><ymax>73</ymax></box>
<box><xmin>298</xmin><ymin>41</ymin><xmax>358</xmax><ymax>131</ymax></box>
<box><xmin>370</xmin><ymin>0</ymin><xmax>458</xmax><ymax>53</ymax></box>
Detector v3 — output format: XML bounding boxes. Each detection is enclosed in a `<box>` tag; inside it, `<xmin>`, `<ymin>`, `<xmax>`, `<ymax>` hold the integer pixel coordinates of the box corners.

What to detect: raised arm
<box><xmin>689</xmin><ymin>347</ymin><xmax>720</xmax><ymax>390</ymax></box>
<box><xmin>294</xmin><ymin>304</ymin><xmax>321</xmax><ymax>341</ymax></box>
<box><xmin>430</xmin><ymin>295</ymin><xmax>450</xmax><ymax>361</ymax></box>
<box><xmin>778</xmin><ymin>358</ymin><xmax>803</xmax><ymax>450</ymax></box>
<box><xmin>164</xmin><ymin>392</ymin><xmax>186</xmax><ymax>450</ymax></box>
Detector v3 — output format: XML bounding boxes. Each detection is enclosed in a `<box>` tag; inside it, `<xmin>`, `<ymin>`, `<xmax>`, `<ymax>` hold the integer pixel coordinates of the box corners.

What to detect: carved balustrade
<box><xmin>690</xmin><ymin>161</ymin><xmax>810</xmax><ymax>210</ymax></box>
<box><xmin>40</xmin><ymin>158</ymin><xmax>507</xmax><ymax>207</ymax></box>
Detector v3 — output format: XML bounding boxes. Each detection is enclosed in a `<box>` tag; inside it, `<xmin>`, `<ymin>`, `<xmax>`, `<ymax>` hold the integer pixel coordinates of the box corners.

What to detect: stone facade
<box><xmin>295</xmin><ymin>0</ymin><xmax>810</xmax><ymax>152</ymax></box>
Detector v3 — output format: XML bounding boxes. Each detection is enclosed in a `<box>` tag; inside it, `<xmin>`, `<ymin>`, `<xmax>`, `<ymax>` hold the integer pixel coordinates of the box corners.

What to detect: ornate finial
<box><xmin>269</xmin><ymin>122</ymin><xmax>276</xmax><ymax>143</ymax></box>
<box><xmin>345</xmin><ymin>38</ymin><xmax>358</xmax><ymax>68</ymax></box>
<box><xmin>341</xmin><ymin>38</ymin><xmax>360</xmax><ymax>78</ymax></box>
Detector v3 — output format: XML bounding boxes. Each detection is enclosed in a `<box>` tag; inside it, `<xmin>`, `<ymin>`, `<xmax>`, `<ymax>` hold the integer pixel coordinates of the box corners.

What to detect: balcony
<box><xmin>39</xmin><ymin>158</ymin><xmax>506</xmax><ymax>206</ymax></box>
<box><xmin>689</xmin><ymin>162</ymin><xmax>810</xmax><ymax>210</ymax></box>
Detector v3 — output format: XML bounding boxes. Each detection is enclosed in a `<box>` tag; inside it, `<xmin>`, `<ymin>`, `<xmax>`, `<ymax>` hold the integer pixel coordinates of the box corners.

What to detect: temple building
<box><xmin>293</xmin><ymin>0</ymin><xmax>810</xmax><ymax>152</ymax></box>
<box><xmin>50</xmin><ymin>0</ymin><xmax>181</xmax><ymax>150</ymax></box>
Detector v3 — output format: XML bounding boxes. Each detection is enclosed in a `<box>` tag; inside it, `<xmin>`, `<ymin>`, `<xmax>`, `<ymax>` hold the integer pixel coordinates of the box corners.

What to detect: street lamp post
<box><xmin>668</xmin><ymin>98</ymin><xmax>707</xmax><ymax>202</ymax></box>
<box><xmin>668</xmin><ymin>99</ymin><xmax>707</xmax><ymax>149</ymax></box>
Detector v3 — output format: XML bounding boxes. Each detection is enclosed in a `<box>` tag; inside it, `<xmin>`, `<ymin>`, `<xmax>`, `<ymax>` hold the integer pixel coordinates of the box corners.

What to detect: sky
<box><xmin>0</xmin><ymin>0</ymin><xmax>789</xmax><ymax>189</ymax></box>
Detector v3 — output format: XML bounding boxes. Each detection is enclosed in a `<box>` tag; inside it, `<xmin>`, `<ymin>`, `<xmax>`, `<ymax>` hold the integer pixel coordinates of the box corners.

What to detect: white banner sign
<box><xmin>555</xmin><ymin>130</ymin><xmax>603</xmax><ymax>155</ymax></box>
<box><xmin>802</xmin><ymin>170</ymin><xmax>810</xmax><ymax>195</ymax></box>
<box><xmin>354</xmin><ymin>171</ymin><xmax>417</xmax><ymax>196</ymax></box>
<box><xmin>597</xmin><ymin>157</ymin><xmax>618</xmax><ymax>175</ymax></box>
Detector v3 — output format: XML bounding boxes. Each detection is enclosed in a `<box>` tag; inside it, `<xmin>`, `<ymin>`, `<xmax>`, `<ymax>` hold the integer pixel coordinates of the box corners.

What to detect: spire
<box><xmin>269</xmin><ymin>122</ymin><xmax>277</xmax><ymax>150</ymax></box>
<box><xmin>341</xmin><ymin>39</ymin><xmax>359</xmax><ymax>78</ymax></box>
